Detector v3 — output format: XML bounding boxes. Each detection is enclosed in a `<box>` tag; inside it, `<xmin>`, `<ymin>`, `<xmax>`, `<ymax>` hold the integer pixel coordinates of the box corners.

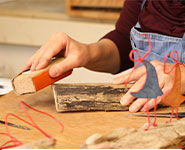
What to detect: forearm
<box><xmin>23</xmin><ymin>32</ymin><xmax>120</xmax><ymax>77</ymax></box>
<box><xmin>85</xmin><ymin>39</ymin><xmax>120</xmax><ymax>74</ymax></box>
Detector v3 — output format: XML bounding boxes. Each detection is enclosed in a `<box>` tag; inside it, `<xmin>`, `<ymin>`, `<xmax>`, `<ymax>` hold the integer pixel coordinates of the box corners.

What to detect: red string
<box><xmin>126</xmin><ymin>33</ymin><xmax>157</xmax><ymax>130</ymax></box>
<box><xmin>0</xmin><ymin>131</ymin><xmax>22</xmax><ymax>149</ymax></box>
<box><xmin>162</xmin><ymin>51</ymin><xmax>179</xmax><ymax>102</ymax></box>
<box><xmin>163</xmin><ymin>50</ymin><xmax>185</xmax><ymax>122</ymax></box>
<box><xmin>125</xmin><ymin>33</ymin><xmax>152</xmax><ymax>87</ymax></box>
<box><xmin>162</xmin><ymin>50</ymin><xmax>185</xmax><ymax>99</ymax></box>
<box><xmin>164</xmin><ymin>50</ymin><xmax>185</xmax><ymax>73</ymax></box>
<box><xmin>0</xmin><ymin>101</ymin><xmax>64</xmax><ymax>149</ymax></box>
<box><xmin>144</xmin><ymin>99</ymin><xmax>150</xmax><ymax>131</ymax></box>
<box><xmin>165</xmin><ymin>107</ymin><xmax>174</xmax><ymax>123</ymax></box>
<box><xmin>152</xmin><ymin>99</ymin><xmax>157</xmax><ymax>127</ymax></box>
<box><xmin>126</xmin><ymin>33</ymin><xmax>185</xmax><ymax>128</ymax></box>
<box><xmin>176</xmin><ymin>107</ymin><xmax>180</xmax><ymax>120</ymax></box>
<box><xmin>0</xmin><ymin>140</ymin><xmax>21</xmax><ymax>149</ymax></box>
<box><xmin>163</xmin><ymin>51</ymin><xmax>178</xmax><ymax>74</ymax></box>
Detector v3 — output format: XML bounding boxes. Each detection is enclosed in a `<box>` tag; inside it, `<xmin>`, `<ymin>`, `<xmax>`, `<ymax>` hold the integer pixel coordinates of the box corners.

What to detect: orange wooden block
<box><xmin>32</xmin><ymin>69</ymin><xmax>72</xmax><ymax>92</ymax></box>
<box><xmin>12</xmin><ymin>58</ymin><xmax>72</xmax><ymax>95</ymax></box>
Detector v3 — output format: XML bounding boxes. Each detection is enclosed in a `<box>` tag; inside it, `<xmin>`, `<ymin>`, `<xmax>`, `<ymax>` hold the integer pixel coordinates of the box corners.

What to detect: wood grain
<box><xmin>68</xmin><ymin>0</ymin><xmax>124</xmax><ymax>8</ymax></box>
<box><xmin>53</xmin><ymin>83</ymin><xmax>132</xmax><ymax>112</ymax></box>
<box><xmin>0</xmin><ymin>85</ymin><xmax>183</xmax><ymax>148</ymax></box>
<box><xmin>66</xmin><ymin>0</ymin><xmax>124</xmax><ymax>20</ymax></box>
<box><xmin>0</xmin><ymin>0</ymin><xmax>66</xmax><ymax>20</ymax></box>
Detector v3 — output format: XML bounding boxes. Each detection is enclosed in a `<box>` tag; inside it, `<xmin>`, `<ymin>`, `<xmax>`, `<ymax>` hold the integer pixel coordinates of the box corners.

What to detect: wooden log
<box><xmin>82</xmin><ymin>118</ymin><xmax>185</xmax><ymax>149</ymax></box>
<box><xmin>52</xmin><ymin>83</ymin><xmax>132</xmax><ymax>112</ymax></box>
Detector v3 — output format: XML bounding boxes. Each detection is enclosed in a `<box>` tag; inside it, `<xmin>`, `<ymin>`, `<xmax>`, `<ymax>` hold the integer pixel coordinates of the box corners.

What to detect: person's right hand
<box><xmin>22</xmin><ymin>32</ymin><xmax>92</xmax><ymax>78</ymax></box>
<box><xmin>22</xmin><ymin>32</ymin><xmax>120</xmax><ymax>77</ymax></box>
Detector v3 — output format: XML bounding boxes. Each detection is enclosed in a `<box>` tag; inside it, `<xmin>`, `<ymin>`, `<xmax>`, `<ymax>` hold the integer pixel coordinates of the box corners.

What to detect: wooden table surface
<box><xmin>0</xmin><ymin>0</ymin><xmax>67</xmax><ymax>20</ymax></box>
<box><xmin>0</xmin><ymin>0</ymin><xmax>114</xmax><ymax>23</ymax></box>
<box><xmin>0</xmin><ymin>86</ymin><xmax>183</xmax><ymax>148</ymax></box>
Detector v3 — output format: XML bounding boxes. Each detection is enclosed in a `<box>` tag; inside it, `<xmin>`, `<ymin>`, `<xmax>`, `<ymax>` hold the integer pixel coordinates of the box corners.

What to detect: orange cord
<box><xmin>0</xmin><ymin>101</ymin><xmax>64</xmax><ymax>149</ymax></box>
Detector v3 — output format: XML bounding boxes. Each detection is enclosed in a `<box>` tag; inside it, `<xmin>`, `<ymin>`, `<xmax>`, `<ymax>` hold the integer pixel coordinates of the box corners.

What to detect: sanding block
<box><xmin>12</xmin><ymin>58</ymin><xmax>72</xmax><ymax>95</ymax></box>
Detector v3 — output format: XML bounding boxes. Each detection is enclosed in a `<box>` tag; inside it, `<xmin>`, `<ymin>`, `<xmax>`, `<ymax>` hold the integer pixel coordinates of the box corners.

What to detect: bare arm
<box><xmin>22</xmin><ymin>33</ymin><xmax>120</xmax><ymax>77</ymax></box>
<box><xmin>85</xmin><ymin>38</ymin><xmax>120</xmax><ymax>74</ymax></box>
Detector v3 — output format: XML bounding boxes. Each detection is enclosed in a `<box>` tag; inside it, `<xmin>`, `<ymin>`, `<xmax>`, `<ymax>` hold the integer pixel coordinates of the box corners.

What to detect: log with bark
<box><xmin>52</xmin><ymin>83</ymin><xmax>133</xmax><ymax>112</ymax></box>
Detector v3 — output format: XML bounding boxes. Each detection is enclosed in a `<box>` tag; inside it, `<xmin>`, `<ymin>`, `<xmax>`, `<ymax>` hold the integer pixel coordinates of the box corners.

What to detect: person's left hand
<box><xmin>113</xmin><ymin>60</ymin><xmax>179</xmax><ymax>113</ymax></box>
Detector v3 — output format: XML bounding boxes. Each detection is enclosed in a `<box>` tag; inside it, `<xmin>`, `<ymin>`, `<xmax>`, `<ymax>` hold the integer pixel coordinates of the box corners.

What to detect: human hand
<box><xmin>22</xmin><ymin>32</ymin><xmax>91</xmax><ymax>77</ymax></box>
<box><xmin>22</xmin><ymin>32</ymin><xmax>120</xmax><ymax>77</ymax></box>
<box><xmin>113</xmin><ymin>60</ymin><xmax>179</xmax><ymax>113</ymax></box>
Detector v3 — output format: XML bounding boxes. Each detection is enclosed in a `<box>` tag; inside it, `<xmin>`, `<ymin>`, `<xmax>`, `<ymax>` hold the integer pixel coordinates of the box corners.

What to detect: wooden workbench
<box><xmin>0</xmin><ymin>0</ymin><xmax>115</xmax><ymax>23</ymax></box>
<box><xmin>0</xmin><ymin>0</ymin><xmax>67</xmax><ymax>20</ymax></box>
<box><xmin>0</xmin><ymin>86</ymin><xmax>182</xmax><ymax>148</ymax></box>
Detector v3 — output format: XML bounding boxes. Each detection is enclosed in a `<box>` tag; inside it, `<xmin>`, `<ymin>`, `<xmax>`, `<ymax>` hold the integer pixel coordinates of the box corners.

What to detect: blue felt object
<box><xmin>131</xmin><ymin>60</ymin><xmax>163</xmax><ymax>99</ymax></box>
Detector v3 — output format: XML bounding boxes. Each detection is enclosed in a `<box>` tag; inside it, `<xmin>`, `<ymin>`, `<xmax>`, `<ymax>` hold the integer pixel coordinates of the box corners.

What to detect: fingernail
<box><xmin>49</xmin><ymin>69</ymin><xmax>58</xmax><ymax>78</ymax></box>
<box><xmin>129</xmin><ymin>105</ymin><xmax>136</xmax><ymax>113</ymax></box>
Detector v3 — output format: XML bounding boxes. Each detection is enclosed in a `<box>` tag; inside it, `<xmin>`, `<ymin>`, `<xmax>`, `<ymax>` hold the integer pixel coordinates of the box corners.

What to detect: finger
<box><xmin>140</xmin><ymin>98</ymin><xmax>162</xmax><ymax>112</ymax></box>
<box><xmin>113</xmin><ymin>65</ymin><xmax>146</xmax><ymax>84</ymax></box>
<box><xmin>30</xmin><ymin>58</ymin><xmax>41</xmax><ymax>71</ymax></box>
<box><xmin>29</xmin><ymin>33</ymin><xmax>68</xmax><ymax>71</ymax></box>
<box><xmin>159</xmin><ymin>79</ymin><xmax>174</xmax><ymax>104</ymax></box>
<box><xmin>140</xmin><ymin>87</ymin><xmax>165</xmax><ymax>112</ymax></box>
<box><xmin>128</xmin><ymin>77</ymin><xmax>166</xmax><ymax>112</ymax></box>
<box><xmin>49</xmin><ymin>56</ymin><xmax>76</xmax><ymax>77</ymax></box>
<box><xmin>30</xmin><ymin>43</ymin><xmax>65</xmax><ymax>71</ymax></box>
<box><xmin>22</xmin><ymin>63</ymin><xmax>32</xmax><ymax>72</ymax></box>
<box><xmin>35</xmin><ymin>58</ymin><xmax>50</xmax><ymax>70</ymax></box>
<box><xmin>30</xmin><ymin>47</ymin><xmax>54</xmax><ymax>71</ymax></box>
<box><xmin>132</xmin><ymin>74</ymin><xmax>166</xmax><ymax>112</ymax></box>
<box><xmin>21</xmin><ymin>51</ymin><xmax>40</xmax><ymax>71</ymax></box>
<box><xmin>139</xmin><ymin>75</ymin><xmax>169</xmax><ymax>112</ymax></box>
<box><xmin>120</xmin><ymin>76</ymin><xmax>146</xmax><ymax>106</ymax></box>
<box><xmin>129</xmin><ymin>98</ymin><xmax>148</xmax><ymax>113</ymax></box>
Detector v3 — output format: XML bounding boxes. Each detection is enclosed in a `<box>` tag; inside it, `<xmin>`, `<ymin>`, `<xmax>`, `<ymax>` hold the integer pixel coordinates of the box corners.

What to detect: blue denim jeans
<box><xmin>130</xmin><ymin>23</ymin><xmax>185</xmax><ymax>65</ymax></box>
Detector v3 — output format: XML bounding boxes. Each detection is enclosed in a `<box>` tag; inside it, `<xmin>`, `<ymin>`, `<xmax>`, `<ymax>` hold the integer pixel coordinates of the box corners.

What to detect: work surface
<box><xmin>0</xmin><ymin>0</ymin><xmax>114</xmax><ymax>23</ymax></box>
<box><xmin>0</xmin><ymin>0</ymin><xmax>67</xmax><ymax>20</ymax></box>
<box><xmin>0</xmin><ymin>86</ymin><xmax>184</xmax><ymax>148</ymax></box>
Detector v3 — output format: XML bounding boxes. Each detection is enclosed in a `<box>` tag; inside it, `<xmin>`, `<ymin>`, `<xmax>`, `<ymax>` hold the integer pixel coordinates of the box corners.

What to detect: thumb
<box><xmin>49</xmin><ymin>58</ymin><xmax>76</xmax><ymax>78</ymax></box>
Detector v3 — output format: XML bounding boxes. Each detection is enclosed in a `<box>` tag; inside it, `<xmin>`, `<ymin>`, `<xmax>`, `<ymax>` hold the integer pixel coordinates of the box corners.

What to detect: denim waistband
<box><xmin>130</xmin><ymin>24</ymin><xmax>185</xmax><ymax>64</ymax></box>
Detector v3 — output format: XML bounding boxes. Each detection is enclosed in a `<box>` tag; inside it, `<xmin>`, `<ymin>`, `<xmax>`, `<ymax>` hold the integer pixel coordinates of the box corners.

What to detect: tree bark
<box><xmin>53</xmin><ymin>83</ymin><xmax>133</xmax><ymax>112</ymax></box>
